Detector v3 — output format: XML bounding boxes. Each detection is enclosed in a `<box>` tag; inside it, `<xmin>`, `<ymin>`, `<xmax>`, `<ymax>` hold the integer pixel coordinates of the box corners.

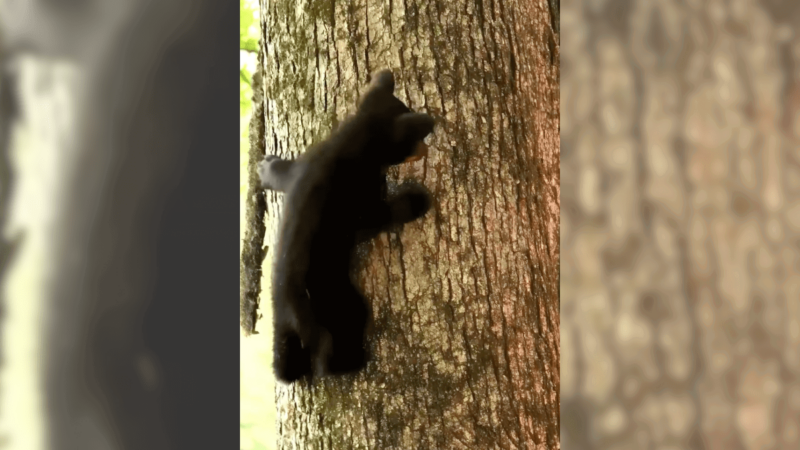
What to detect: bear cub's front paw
<box><xmin>257</xmin><ymin>155</ymin><xmax>282</xmax><ymax>189</ymax></box>
<box><xmin>389</xmin><ymin>183</ymin><xmax>432</xmax><ymax>224</ymax></box>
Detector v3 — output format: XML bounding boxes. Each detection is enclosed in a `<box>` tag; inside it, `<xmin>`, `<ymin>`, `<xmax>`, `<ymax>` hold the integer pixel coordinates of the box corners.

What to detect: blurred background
<box><xmin>1</xmin><ymin>54</ymin><xmax>80</xmax><ymax>449</ymax></box>
<box><xmin>561</xmin><ymin>0</ymin><xmax>800</xmax><ymax>449</ymax></box>
<box><xmin>0</xmin><ymin>1</ymin><xmax>239</xmax><ymax>449</ymax></box>
<box><xmin>239</xmin><ymin>1</ymin><xmax>278</xmax><ymax>449</ymax></box>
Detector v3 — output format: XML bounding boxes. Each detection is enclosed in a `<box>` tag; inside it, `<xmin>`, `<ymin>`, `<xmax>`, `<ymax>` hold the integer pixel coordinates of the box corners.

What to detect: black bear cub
<box><xmin>259</xmin><ymin>70</ymin><xmax>434</xmax><ymax>383</ymax></box>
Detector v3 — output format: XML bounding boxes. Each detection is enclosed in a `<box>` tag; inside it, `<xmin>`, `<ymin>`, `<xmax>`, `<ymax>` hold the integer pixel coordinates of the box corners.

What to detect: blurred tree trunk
<box><xmin>243</xmin><ymin>0</ymin><xmax>560</xmax><ymax>448</ymax></box>
<box><xmin>561</xmin><ymin>1</ymin><xmax>800</xmax><ymax>449</ymax></box>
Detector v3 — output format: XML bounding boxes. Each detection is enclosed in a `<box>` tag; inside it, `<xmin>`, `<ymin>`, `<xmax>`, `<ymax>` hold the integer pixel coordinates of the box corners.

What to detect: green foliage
<box><xmin>240</xmin><ymin>0</ymin><xmax>259</xmax><ymax>53</ymax></box>
<box><xmin>240</xmin><ymin>1</ymin><xmax>277</xmax><ymax>449</ymax></box>
<box><xmin>240</xmin><ymin>64</ymin><xmax>253</xmax><ymax>116</ymax></box>
<box><xmin>240</xmin><ymin>0</ymin><xmax>259</xmax><ymax>116</ymax></box>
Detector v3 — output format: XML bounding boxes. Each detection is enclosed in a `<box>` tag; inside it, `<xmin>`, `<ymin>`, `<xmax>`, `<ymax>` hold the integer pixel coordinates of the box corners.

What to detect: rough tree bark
<box><xmin>561</xmin><ymin>1</ymin><xmax>800</xmax><ymax>449</ymax></box>
<box><xmin>241</xmin><ymin>0</ymin><xmax>560</xmax><ymax>448</ymax></box>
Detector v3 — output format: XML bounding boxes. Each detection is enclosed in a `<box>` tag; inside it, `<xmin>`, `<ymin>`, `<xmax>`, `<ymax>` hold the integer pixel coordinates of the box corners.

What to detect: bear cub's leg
<box><xmin>273</xmin><ymin>328</ymin><xmax>312</xmax><ymax>382</ymax></box>
<box><xmin>313</xmin><ymin>281</ymin><xmax>370</xmax><ymax>377</ymax></box>
<box><xmin>258</xmin><ymin>155</ymin><xmax>297</xmax><ymax>192</ymax></box>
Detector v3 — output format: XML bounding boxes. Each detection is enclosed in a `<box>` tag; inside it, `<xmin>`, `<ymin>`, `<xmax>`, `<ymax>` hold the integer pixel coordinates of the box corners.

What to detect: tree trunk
<box><xmin>561</xmin><ymin>1</ymin><xmax>800</xmax><ymax>449</ymax></box>
<box><xmin>245</xmin><ymin>0</ymin><xmax>560</xmax><ymax>448</ymax></box>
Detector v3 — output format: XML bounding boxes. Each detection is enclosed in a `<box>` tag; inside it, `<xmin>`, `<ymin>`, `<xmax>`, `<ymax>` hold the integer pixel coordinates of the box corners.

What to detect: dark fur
<box><xmin>260</xmin><ymin>70</ymin><xmax>434</xmax><ymax>383</ymax></box>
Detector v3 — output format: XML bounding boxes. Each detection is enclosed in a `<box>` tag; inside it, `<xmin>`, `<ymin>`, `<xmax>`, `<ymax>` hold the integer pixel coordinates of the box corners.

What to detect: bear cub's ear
<box><xmin>367</xmin><ymin>69</ymin><xmax>395</xmax><ymax>94</ymax></box>
<box><xmin>356</xmin><ymin>70</ymin><xmax>401</xmax><ymax>116</ymax></box>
